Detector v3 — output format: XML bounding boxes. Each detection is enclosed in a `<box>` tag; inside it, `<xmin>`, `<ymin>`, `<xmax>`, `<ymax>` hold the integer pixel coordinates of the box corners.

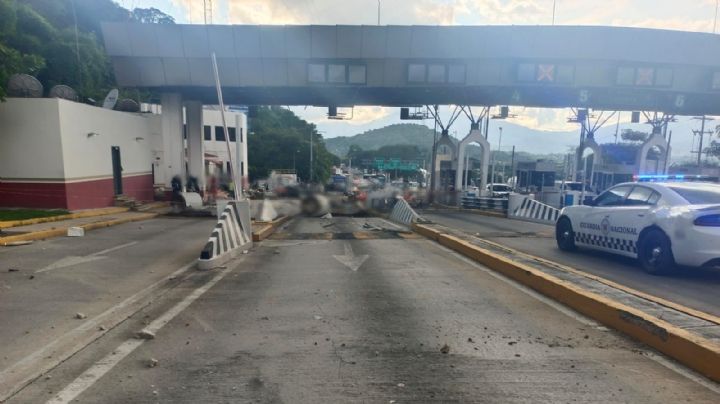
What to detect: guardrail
<box><xmin>460</xmin><ymin>196</ymin><xmax>508</xmax><ymax>213</ymax></box>
<box><xmin>508</xmin><ymin>194</ymin><xmax>559</xmax><ymax>225</ymax></box>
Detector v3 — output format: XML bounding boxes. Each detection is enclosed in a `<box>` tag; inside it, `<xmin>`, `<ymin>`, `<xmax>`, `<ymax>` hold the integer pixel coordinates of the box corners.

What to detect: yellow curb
<box><xmin>252</xmin><ymin>215</ymin><xmax>292</xmax><ymax>242</ymax></box>
<box><xmin>0</xmin><ymin>207</ymin><xmax>129</xmax><ymax>229</ymax></box>
<box><xmin>0</xmin><ymin>213</ymin><xmax>157</xmax><ymax>245</ymax></box>
<box><xmin>476</xmin><ymin>236</ymin><xmax>720</xmax><ymax>326</ymax></box>
<box><xmin>412</xmin><ymin>223</ymin><xmax>720</xmax><ymax>383</ymax></box>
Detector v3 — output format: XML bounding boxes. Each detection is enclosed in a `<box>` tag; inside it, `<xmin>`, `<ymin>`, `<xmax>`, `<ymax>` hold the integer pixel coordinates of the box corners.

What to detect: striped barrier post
<box><xmin>508</xmin><ymin>195</ymin><xmax>559</xmax><ymax>225</ymax></box>
<box><xmin>389</xmin><ymin>197</ymin><xmax>422</xmax><ymax>225</ymax></box>
<box><xmin>198</xmin><ymin>200</ymin><xmax>253</xmax><ymax>270</ymax></box>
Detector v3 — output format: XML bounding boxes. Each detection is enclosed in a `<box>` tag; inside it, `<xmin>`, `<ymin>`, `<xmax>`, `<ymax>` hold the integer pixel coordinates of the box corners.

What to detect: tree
<box><xmin>131</xmin><ymin>7</ymin><xmax>175</xmax><ymax>24</ymax></box>
<box><xmin>247</xmin><ymin>107</ymin><xmax>339</xmax><ymax>184</ymax></box>
<box><xmin>620</xmin><ymin>129</ymin><xmax>649</xmax><ymax>143</ymax></box>
<box><xmin>0</xmin><ymin>0</ymin><xmax>45</xmax><ymax>99</ymax></box>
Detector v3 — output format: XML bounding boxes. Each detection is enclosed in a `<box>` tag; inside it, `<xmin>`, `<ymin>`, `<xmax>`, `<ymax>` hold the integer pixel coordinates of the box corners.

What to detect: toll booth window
<box><xmin>616</xmin><ymin>67</ymin><xmax>635</xmax><ymax>86</ymax></box>
<box><xmin>517</xmin><ymin>63</ymin><xmax>535</xmax><ymax>82</ymax></box>
<box><xmin>348</xmin><ymin>65</ymin><xmax>366</xmax><ymax>84</ymax></box>
<box><xmin>711</xmin><ymin>71</ymin><xmax>720</xmax><ymax>90</ymax></box>
<box><xmin>556</xmin><ymin>65</ymin><xmax>575</xmax><ymax>84</ymax></box>
<box><xmin>427</xmin><ymin>64</ymin><xmax>446</xmax><ymax>83</ymax></box>
<box><xmin>408</xmin><ymin>64</ymin><xmax>426</xmax><ymax>83</ymax></box>
<box><xmin>448</xmin><ymin>64</ymin><xmax>466</xmax><ymax>84</ymax></box>
<box><xmin>215</xmin><ymin>126</ymin><xmax>225</xmax><ymax>141</ymax></box>
<box><xmin>228</xmin><ymin>127</ymin><xmax>236</xmax><ymax>142</ymax></box>
<box><xmin>308</xmin><ymin>63</ymin><xmax>326</xmax><ymax>83</ymax></box>
<box><xmin>655</xmin><ymin>68</ymin><xmax>673</xmax><ymax>87</ymax></box>
<box><xmin>328</xmin><ymin>64</ymin><xmax>346</xmax><ymax>83</ymax></box>
<box><xmin>203</xmin><ymin>125</ymin><xmax>212</xmax><ymax>141</ymax></box>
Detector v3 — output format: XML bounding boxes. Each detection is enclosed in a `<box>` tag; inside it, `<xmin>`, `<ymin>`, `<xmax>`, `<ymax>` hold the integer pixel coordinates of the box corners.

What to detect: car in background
<box><xmin>555</xmin><ymin>181</ymin><xmax>720</xmax><ymax>274</ymax></box>
<box><xmin>486</xmin><ymin>183</ymin><xmax>513</xmax><ymax>198</ymax></box>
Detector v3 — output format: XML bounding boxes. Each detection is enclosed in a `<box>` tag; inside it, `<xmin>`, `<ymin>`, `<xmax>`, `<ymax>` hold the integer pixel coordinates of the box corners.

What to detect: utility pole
<box><xmin>309</xmin><ymin>129</ymin><xmax>314</xmax><ymax>183</ymax></box>
<box><xmin>490</xmin><ymin>127</ymin><xmax>502</xmax><ymax>186</ymax></box>
<box><xmin>692</xmin><ymin>116</ymin><xmax>714</xmax><ymax>174</ymax></box>
<box><xmin>552</xmin><ymin>0</ymin><xmax>557</xmax><ymax>25</ymax></box>
<box><xmin>377</xmin><ymin>0</ymin><xmax>381</xmax><ymax>25</ymax></box>
<box><xmin>204</xmin><ymin>0</ymin><xmax>213</xmax><ymax>24</ymax></box>
<box><xmin>714</xmin><ymin>0</ymin><xmax>719</xmax><ymax>34</ymax></box>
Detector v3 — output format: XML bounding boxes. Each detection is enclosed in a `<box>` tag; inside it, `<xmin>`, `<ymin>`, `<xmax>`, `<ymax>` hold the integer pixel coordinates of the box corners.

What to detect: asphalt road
<box><xmin>420</xmin><ymin>210</ymin><xmax>720</xmax><ymax>317</ymax></box>
<box><xmin>0</xmin><ymin>216</ymin><xmax>216</xmax><ymax>401</ymax></box>
<box><xmin>10</xmin><ymin>216</ymin><xmax>719</xmax><ymax>403</ymax></box>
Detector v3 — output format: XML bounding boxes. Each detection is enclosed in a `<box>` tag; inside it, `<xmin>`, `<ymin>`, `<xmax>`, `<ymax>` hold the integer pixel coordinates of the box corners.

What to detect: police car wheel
<box><xmin>555</xmin><ymin>218</ymin><xmax>576</xmax><ymax>252</ymax></box>
<box><xmin>638</xmin><ymin>230</ymin><xmax>675</xmax><ymax>275</ymax></box>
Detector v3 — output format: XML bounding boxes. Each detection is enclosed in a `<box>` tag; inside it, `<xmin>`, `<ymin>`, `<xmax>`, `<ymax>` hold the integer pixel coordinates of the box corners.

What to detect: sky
<box><xmin>117</xmin><ymin>0</ymin><xmax>720</xmax><ymax>156</ymax></box>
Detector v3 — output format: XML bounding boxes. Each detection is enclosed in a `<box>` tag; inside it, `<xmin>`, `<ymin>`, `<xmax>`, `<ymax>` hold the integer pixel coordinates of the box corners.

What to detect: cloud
<box><xmin>298</xmin><ymin>106</ymin><xmax>392</xmax><ymax>126</ymax></box>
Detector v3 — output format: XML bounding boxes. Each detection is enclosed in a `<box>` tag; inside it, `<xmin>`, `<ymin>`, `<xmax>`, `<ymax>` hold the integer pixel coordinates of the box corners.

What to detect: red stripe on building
<box><xmin>0</xmin><ymin>174</ymin><xmax>154</xmax><ymax>210</ymax></box>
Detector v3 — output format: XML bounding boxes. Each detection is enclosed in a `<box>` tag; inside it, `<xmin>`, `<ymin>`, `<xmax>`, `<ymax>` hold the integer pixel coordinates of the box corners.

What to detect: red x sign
<box><xmin>537</xmin><ymin>64</ymin><xmax>555</xmax><ymax>82</ymax></box>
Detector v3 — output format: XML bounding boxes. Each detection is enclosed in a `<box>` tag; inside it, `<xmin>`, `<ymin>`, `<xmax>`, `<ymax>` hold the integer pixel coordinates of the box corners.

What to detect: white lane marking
<box><xmin>35</xmin><ymin>241</ymin><xmax>138</xmax><ymax>273</ymax></box>
<box><xmin>1</xmin><ymin>261</ymin><xmax>196</xmax><ymax>393</ymax></box>
<box><xmin>88</xmin><ymin>241</ymin><xmax>138</xmax><ymax>256</ymax></box>
<box><xmin>424</xmin><ymin>240</ymin><xmax>720</xmax><ymax>391</ymax></box>
<box><xmin>47</xmin><ymin>263</ymin><xmax>238</xmax><ymax>404</ymax></box>
<box><xmin>433</xmin><ymin>241</ymin><xmax>599</xmax><ymax>327</ymax></box>
<box><xmin>35</xmin><ymin>256</ymin><xmax>106</xmax><ymax>273</ymax></box>
<box><xmin>642</xmin><ymin>352</ymin><xmax>720</xmax><ymax>394</ymax></box>
<box><xmin>332</xmin><ymin>242</ymin><xmax>369</xmax><ymax>272</ymax></box>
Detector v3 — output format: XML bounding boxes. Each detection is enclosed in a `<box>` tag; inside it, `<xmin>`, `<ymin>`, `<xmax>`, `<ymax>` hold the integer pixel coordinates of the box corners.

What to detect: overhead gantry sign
<box><xmin>102</xmin><ymin>23</ymin><xmax>720</xmax><ymax>115</ymax></box>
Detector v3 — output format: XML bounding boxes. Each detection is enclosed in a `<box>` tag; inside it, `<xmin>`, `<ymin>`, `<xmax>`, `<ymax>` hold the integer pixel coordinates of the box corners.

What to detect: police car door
<box><xmin>582</xmin><ymin>185</ymin><xmax>654</xmax><ymax>258</ymax></box>
<box><xmin>576</xmin><ymin>185</ymin><xmax>632</xmax><ymax>253</ymax></box>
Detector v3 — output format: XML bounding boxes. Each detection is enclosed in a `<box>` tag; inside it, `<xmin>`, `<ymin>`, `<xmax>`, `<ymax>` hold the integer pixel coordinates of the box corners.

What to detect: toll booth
<box><xmin>515</xmin><ymin>161</ymin><xmax>556</xmax><ymax>193</ymax></box>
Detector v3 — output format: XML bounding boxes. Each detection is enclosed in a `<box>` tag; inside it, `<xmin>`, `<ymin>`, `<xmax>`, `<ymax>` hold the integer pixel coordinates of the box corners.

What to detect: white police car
<box><xmin>555</xmin><ymin>180</ymin><xmax>720</xmax><ymax>274</ymax></box>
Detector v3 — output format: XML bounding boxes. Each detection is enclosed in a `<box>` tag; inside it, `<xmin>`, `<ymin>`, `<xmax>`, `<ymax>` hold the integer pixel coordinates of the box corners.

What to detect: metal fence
<box><xmin>460</xmin><ymin>197</ymin><xmax>508</xmax><ymax>213</ymax></box>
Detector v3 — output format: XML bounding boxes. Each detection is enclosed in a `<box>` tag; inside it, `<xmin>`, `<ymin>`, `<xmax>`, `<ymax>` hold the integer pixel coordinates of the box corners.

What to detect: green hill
<box><xmin>325</xmin><ymin>124</ymin><xmax>436</xmax><ymax>157</ymax></box>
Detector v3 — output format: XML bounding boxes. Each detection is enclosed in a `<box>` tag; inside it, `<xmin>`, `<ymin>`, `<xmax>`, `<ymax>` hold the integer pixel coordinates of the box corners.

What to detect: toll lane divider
<box><xmin>198</xmin><ymin>200</ymin><xmax>252</xmax><ymax>270</ymax></box>
<box><xmin>508</xmin><ymin>194</ymin><xmax>559</xmax><ymax>225</ymax></box>
<box><xmin>412</xmin><ymin>223</ymin><xmax>720</xmax><ymax>383</ymax></box>
<box><xmin>389</xmin><ymin>197</ymin><xmax>423</xmax><ymax>225</ymax></box>
<box><xmin>0</xmin><ymin>207</ymin><xmax>129</xmax><ymax>229</ymax></box>
<box><xmin>252</xmin><ymin>215</ymin><xmax>292</xmax><ymax>242</ymax></box>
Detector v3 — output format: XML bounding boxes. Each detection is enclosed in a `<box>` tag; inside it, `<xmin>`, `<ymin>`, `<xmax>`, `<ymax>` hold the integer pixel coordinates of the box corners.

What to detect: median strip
<box><xmin>413</xmin><ymin>222</ymin><xmax>720</xmax><ymax>383</ymax></box>
<box><xmin>0</xmin><ymin>212</ymin><xmax>157</xmax><ymax>246</ymax></box>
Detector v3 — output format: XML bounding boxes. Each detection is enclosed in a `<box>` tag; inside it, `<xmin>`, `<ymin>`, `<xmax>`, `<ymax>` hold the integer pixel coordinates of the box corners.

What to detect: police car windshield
<box><xmin>666</xmin><ymin>183</ymin><xmax>720</xmax><ymax>205</ymax></box>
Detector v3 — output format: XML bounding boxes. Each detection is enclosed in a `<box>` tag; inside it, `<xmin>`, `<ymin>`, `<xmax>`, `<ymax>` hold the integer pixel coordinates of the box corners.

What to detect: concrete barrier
<box><xmin>198</xmin><ymin>200</ymin><xmax>252</xmax><ymax>270</ymax></box>
<box><xmin>508</xmin><ymin>194</ymin><xmax>559</xmax><ymax>225</ymax></box>
<box><xmin>250</xmin><ymin>199</ymin><xmax>279</xmax><ymax>222</ymax></box>
<box><xmin>389</xmin><ymin>197</ymin><xmax>421</xmax><ymax>225</ymax></box>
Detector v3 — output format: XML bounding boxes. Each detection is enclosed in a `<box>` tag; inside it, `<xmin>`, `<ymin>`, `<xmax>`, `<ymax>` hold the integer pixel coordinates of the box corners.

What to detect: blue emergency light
<box><xmin>634</xmin><ymin>174</ymin><xmax>716</xmax><ymax>182</ymax></box>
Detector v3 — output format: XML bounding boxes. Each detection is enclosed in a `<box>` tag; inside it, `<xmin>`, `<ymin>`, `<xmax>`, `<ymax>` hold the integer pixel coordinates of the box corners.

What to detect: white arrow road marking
<box><xmin>35</xmin><ymin>241</ymin><xmax>138</xmax><ymax>273</ymax></box>
<box><xmin>332</xmin><ymin>242</ymin><xmax>369</xmax><ymax>272</ymax></box>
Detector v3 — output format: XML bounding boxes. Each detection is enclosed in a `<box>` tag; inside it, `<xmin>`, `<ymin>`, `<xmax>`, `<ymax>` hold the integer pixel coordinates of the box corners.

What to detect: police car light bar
<box><xmin>634</xmin><ymin>174</ymin><xmax>716</xmax><ymax>182</ymax></box>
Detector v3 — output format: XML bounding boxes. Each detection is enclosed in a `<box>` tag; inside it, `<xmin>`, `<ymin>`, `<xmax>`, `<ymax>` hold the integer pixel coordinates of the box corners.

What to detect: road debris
<box><xmin>440</xmin><ymin>344</ymin><xmax>450</xmax><ymax>354</ymax></box>
<box><xmin>74</xmin><ymin>312</ymin><xmax>87</xmax><ymax>319</ymax></box>
<box><xmin>136</xmin><ymin>329</ymin><xmax>156</xmax><ymax>340</ymax></box>
<box><xmin>67</xmin><ymin>227</ymin><xmax>85</xmax><ymax>237</ymax></box>
<box><xmin>8</xmin><ymin>268</ymin><xmax>20</xmax><ymax>272</ymax></box>
<box><xmin>98</xmin><ymin>325</ymin><xmax>107</xmax><ymax>331</ymax></box>
<box><xmin>313</xmin><ymin>315</ymin><xmax>323</xmax><ymax>320</ymax></box>
<box><xmin>148</xmin><ymin>358</ymin><xmax>158</xmax><ymax>368</ymax></box>
<box><xmin>397</xmin><ymin>383</ymin><xmax>405</xmax><ymax>388</ymax></box>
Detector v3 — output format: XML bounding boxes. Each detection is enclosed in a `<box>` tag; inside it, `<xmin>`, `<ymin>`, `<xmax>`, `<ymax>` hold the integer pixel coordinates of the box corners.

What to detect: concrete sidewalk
<box><xmin>0</xmin><ymin>211</ymin><xmax>158</xmax><ymax>245</ymax></box>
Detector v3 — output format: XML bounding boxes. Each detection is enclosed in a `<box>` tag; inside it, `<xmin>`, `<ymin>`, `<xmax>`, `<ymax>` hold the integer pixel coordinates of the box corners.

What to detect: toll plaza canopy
<box><xmin>102</xmin><ymin>23</ymin><xmax>720</xmax><ymax>114</ymax></box>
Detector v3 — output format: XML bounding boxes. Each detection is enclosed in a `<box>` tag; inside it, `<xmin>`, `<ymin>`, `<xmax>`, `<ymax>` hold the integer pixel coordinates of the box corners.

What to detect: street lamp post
<box><xmin>309</xmin><ymin>129</ymin><xmax>314</xmax><ymax>183</ymax></box>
